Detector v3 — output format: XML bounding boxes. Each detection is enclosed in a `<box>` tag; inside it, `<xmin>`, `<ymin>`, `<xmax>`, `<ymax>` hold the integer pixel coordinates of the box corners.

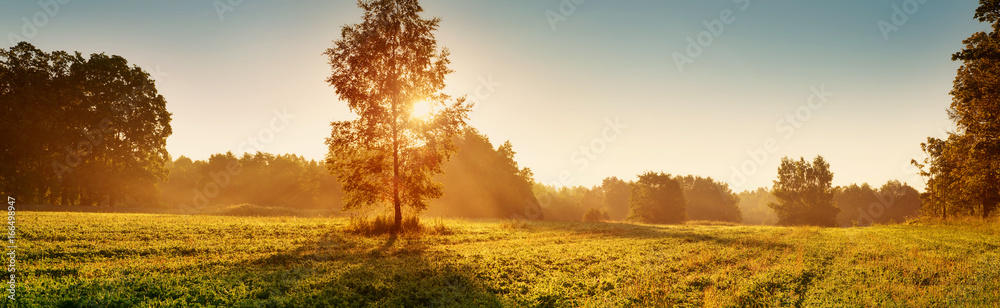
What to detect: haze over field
<box><xmin>2</xmin><ymin>0</ymin><xmax>990</xmax><ymax>191</ymax></box>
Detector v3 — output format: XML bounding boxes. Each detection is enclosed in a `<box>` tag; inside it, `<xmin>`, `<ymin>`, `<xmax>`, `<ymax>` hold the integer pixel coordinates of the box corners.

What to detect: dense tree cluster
<box><xmin>675</xmin><ymin>175</ymin><xmax>741</xmax><ymax>223</ymax></box>
<box><xmin>768</xmin><ymin>156</ymin><xmax>839</xmax><ymax>227</ymax></box>
<box><xmin>533</xmin><ymin>185</ymin><xmax>603</xmax><ymax>222</ymax></box>
<box><xmin>914</xmin><ymin>0</ymin><xmax>1000</xmax><ymax>219</ymax></box>
<box><xmin>533</xmin><ymin>174</ymin><xmax>740</xmax><ymax>224</ymax></box>
<box><xmin>628</xmin><ymin>172</ymin><xmax>687</xmax><ymax>224</ymax></box>
<box><xmin>0</xmin><ymin>42</ymin><xmax>171</xmax><ymax>206</ymax></box>
<box><xmin>833</xmin><ymin>181</ymin><xmax>921</xmax><ymax>226</ymax></box>
<box><xmin>160</xmin><ymin>152</ymin><xmax>344</xmax><ymax>212</ymax></box>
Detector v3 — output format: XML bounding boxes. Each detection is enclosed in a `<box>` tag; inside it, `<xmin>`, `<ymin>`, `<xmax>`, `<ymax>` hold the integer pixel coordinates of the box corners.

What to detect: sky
<box><xmin>2</xmin><ymin>0</ymin><xmax>990</xmax><ymax>192</ymax></box>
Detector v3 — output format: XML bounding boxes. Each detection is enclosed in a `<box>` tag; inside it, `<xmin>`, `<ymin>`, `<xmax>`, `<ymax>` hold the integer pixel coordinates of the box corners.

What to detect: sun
<box><xmin>411</xmin><ymin>100</ymin><xmax>435</xmax><ymax>121</ymax></box>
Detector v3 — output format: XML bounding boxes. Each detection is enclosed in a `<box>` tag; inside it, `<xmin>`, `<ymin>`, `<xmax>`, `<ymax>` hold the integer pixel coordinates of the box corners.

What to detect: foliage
<box><xmin>582</xmin><ymin>207</ymin><xmax>610</xmax><ymax>222</ymax></box>
<box><xmin>833</xmin><ymin>181</ymin><xmax>921</xmax><ymax>227</ymax></box>
<box><xmin>346</xmin><ymin>214</ymin><xmax>422</xmax><ymax>235</ymax></box>
<box><xmin>0</xmin><ymin>42</ymin><xmax>171</xmax><ymax>206</ymax></box>
<box><xmin>628</xmin><ymin>171</ymin><xmax>687</xmax><ymax>224</ymax></box>
<box><xmin>160</xmin><ymin>152</ymin><xmax>344</xmax><ymax>212</ymax></box>
<box><xmin>324</xmin><ymin>0</ymin><xmax>472</xmax><ymax>231</ymax></box>
<box><xmin>533</xmin><ymin>184</ymin><xmax>603</xmax><ymax>221</ymax></box>
<box><xmin>675</xmin><ymin>175</ymin><xmax>742</xmax><ymax>223</ymax></box>
<box><xmin>768</xmin><ymin>156</ymin><xmax>839</xmax><ymax>227</ymax></box>
<box><xmin>915</xmin><ymin>0</ymin><xmax>1000</xmax><ymax>219</ymax></box>
<box><xmin>601</xmin><ymin>176</ymin><xmax>631</xmax><ymax>221</ymax></box>
<box><xmin>738</xmin><ymin>188</ymin><xmax>779</xmax><ymax>225</ymax></box>
<box><xmin>426</xmin><ymin>128</ymin><xmax>541</xmax><ymax>220</ymax></box>
<box><xmin>20</xmin><ymin>212</ymin><xmax>1000</xmax><ymax>306</ymax></box>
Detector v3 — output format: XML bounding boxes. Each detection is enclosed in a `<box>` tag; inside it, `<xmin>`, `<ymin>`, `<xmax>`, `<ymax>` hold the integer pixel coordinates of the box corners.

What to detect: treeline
<box><xmin>738</xmin><ymin>180</ymin><xmax>921</xmax><ymax>227</ymax></box>
<box><xmin>159</xmin><ymin>128</ymin><xmax>542</xmax><ymax>217</ymax></box>
<box><xmin>161</xmin><ymin>152</ymin><xmax>344</xmax><ymax>212</ymax></box>
<box><xmin>534</xmin><ymin>173</ymin><xmax>741</xmax><ymax>223</ymax></box>
<box><xmin>912</xmin><ymin>1</ymin><xmax>1000</xmax><ymax>220</ymax></box>
<box><xmin>0</xmin><ymin>42</ymin><xmax>171</xmax><ymax>206</ymax></box>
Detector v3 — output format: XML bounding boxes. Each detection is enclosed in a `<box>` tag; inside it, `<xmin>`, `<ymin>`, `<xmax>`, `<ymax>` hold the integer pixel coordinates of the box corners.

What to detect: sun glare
<box><xmin>411</xmin><ymin>100</ymin><xmax>435</xmax><ymax>120</ymax></box>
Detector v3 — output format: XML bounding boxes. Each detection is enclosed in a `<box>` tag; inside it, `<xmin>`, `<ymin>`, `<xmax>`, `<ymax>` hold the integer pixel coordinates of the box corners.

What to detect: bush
<box><xmin>583</xmin><ymin>208</ymin><xmax>610</xmax><ymax>222</ymax></box>
<box><xmin>346</xmin><ymin>214</ymin><xmax>423</xmax><ymax>235</ymax></box>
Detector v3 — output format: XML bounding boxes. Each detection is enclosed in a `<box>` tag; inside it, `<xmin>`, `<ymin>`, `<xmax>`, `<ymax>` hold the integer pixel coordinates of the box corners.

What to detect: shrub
<box><xmin>346</xmin><ymin>214</ymin><xmax>423</xmax><ymax>235</ymax></box>
<box><xmin>583</xmin><ymin>208</ymin><xmax>610</xmax><ymax>222</ymax></box>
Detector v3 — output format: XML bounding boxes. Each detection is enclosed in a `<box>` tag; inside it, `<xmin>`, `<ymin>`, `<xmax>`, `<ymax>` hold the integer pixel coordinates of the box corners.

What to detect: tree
<box><xmin>833</xmin><ymin>181</ymin><xmax>920</xmax><ymax>226</ymax></box>
<box><xmin>914</xmin><ymin>0</ymin><xmax>1000</xmax><ymax>219</ymax></box>
<box><xmin>324</xmin><ymin>0</ymin><xmax>472</xmax><ymax>231</ymax></box>
<box><xmin>601</xmin><ymin>177</ymin><xmax>630</xmax><ymax>221</ymax></box>
<box><xmin>738</xmin><ymin>188</ymin><xmax>779</xmax><ymax>225</ymax></box>
<box><xmin>627</xmin><ymin>172</ymin><xmax>687</xmax><ymax>224</ymax></box>
<box><xmin>0</xmin><ymin>42</ymin><xmax>171</xmax><ymax>206</ymax></box>
<box><xmin>582</xmin><ymin>207</ymin><xmax>610</xmax><ymax>222</ymax></box>
<box><xmin>768</xmin><ymin>156</ymin><xmax>839</xmax><ymax>226</ymax></box>
<box><xmin>675</xmin><ymin>175</ymin><xmax>742</xmax><ymax>223</ymax></box>
<box><xmin>426</xmin><ymin>128</ymin><xmax>542</xmax><ymax>220</ymax></box>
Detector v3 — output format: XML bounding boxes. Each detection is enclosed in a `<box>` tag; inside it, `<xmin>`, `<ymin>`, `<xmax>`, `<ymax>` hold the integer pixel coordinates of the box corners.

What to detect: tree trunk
<box><xmin>391</xmin><ymin>89</ymin><xmax>402</xmax><ymax>233</ymax></box>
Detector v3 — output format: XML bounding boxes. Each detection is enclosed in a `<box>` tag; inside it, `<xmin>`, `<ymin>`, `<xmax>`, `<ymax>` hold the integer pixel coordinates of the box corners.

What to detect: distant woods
<box><xmin>0</xmin><ymin>42</ymin><xmax>171</xmax><ymax>206</ymax></box>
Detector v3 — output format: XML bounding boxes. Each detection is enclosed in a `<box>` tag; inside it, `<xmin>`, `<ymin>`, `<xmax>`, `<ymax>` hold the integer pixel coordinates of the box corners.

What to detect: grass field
<box><xmin>17</xmin><ymin>212</ymin><xmax>1000</xmax><ymax>307</ymax></box>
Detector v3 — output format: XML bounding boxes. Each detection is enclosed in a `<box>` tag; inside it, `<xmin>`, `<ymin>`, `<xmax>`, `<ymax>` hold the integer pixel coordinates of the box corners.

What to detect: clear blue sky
<box><xmin>2</xmin><ymin>0</ymin><xmax>989</xmax><ymax>191</ymax></box>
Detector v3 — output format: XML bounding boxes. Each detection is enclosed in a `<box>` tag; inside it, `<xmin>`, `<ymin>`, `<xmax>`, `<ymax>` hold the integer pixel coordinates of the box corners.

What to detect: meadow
<box><xmin>18</xmin><ymin>212</ymin><xmax>1000</xmax><ymax>307</ymax></box>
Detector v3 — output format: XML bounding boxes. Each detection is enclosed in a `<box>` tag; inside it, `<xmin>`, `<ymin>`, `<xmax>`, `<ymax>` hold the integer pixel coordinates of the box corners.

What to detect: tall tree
<box><xmin>768</xmin><ymin>156</ymin><xmax>839</xmax><ymax>227</ymax></box>
<box><xmin>601</xmin><ymin>176</ymin><xmax>630</xmax><ymax>221</ymax></box>
<box><xmin>627</xmin><ymin>172</ymin><xmax>687</xmax><ymax>224</ymax></box>
<box><xmin>324</xmin><ymin>0</ymin><xmax>471</xmax><ymax>231</ymax></box>
<box><xmin>915</xmin><ymin>0</ymin><xmax>1000</xmax><ymax>219</ymax></box>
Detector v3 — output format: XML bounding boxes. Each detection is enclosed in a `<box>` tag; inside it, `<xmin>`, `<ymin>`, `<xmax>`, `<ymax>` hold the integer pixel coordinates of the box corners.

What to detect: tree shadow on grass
<box><xmin>537</xmin><ymin>221</ymin><xmax>793</xmax><ymax>251</ymax></box>
<box><xmin>233</xmin><ymin>230</ymin><xmax>508</xmax><ymax>307</ymax></box>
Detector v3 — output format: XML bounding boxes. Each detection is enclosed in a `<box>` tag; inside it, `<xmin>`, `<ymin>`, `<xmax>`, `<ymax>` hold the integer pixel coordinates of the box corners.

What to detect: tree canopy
<box><xmin>768</xmin><ymin>156</ymin><xmax>839</xmax><ymax>226</ymax></box>
<box><xmin>324</xmin><ymin>0</ymin><xmax>472</xmax><ymax>231</ymax></box>
<box><xmin>0</xmin><ymin>42</ymin><xmax>171</xmax><ymax>206</ymax></box>
<box><xmin>914</xmin><ymin>0</ymin><xmax>1000</xmax><ymax>219</ymax></box>
<box><xmin>628</xmin><ymin>172</ymin><xmax>687</xmax><ymax>224</ymax></box>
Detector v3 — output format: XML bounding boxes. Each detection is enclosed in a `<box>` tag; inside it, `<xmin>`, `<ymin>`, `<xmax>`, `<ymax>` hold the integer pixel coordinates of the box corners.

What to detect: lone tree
<box><xmin>768</xmin><ymin>156</ymin><xmax>839</xmax><ymax>226</ymax></box>
<box><xmin>324</xmin><ymin>0</ymin><xmax>471</xmax><ymax>231</ymax></box>
<box><xmin>627</xmin><ymin>172</ymin><xmax>687</xmax><ymax>224</ymax></box>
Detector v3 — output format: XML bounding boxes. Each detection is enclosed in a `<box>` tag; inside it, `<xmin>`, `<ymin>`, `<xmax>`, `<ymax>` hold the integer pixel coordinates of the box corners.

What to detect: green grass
<box><xmin>16</xmin><ymin>212</ymin><xmax>1000</xmax><ymax>307</ymax></box>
